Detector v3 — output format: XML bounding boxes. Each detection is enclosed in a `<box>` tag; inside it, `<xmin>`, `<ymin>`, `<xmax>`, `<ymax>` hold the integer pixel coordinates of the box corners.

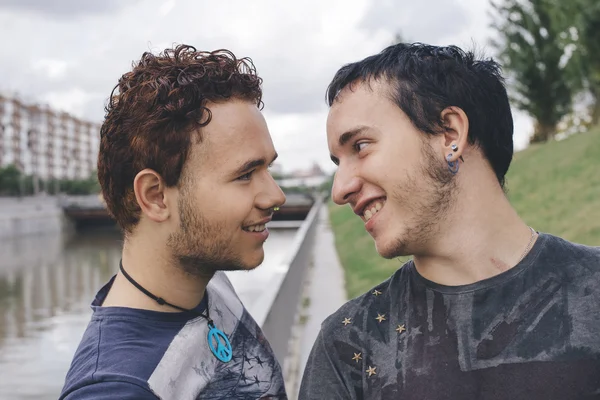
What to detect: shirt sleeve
<box><xmin>61</xmin><ymin>380</ymin><xmax>160</xmax><ymax>400</ymax></box>
<box><xmin>298</xmin><ymin>328</ymin><xmax>353</xmax><ymax>400</ymax></box>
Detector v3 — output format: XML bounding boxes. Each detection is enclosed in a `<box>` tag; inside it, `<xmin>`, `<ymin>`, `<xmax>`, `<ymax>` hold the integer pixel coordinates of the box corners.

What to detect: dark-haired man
<box><xmin>299</xmin><ymin>43</ymin><xmax>600</xmax><ymax>399</ymax></box>
<box><xmin>59</xmin><ymin>45</ymin><xmax>288</xmax><ymax>399</ymax></box>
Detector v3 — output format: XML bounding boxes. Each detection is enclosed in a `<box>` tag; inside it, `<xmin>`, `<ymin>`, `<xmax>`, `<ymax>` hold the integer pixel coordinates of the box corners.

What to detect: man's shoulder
<box><xmin>60</xmin><ymin>378</ymin><xmax>158</xmax><ymax>400</ymax></box>
<box><xmin>540</xmin><ymin>233</ymin><xmax>600</xmax><ymax>273</ymax></box>
<box><xmin>61</xmin><ymin>316</ymin><xmax>166</xmax><ymax>399</ymax></box>
<box><xmin>62</xmin><ymin>309</ymin><xmax>185</xmax><ymax>393</ymax></box>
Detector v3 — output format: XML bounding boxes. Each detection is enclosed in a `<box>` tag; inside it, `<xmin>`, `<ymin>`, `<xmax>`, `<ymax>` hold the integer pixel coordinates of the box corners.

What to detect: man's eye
<box><xmin>238</xmin><ymin>171</ymin><xmax>253</xmax><ymax>181</ymax></box>
<box><xmin>354</xmin><ymin>142</ymin><xmax>369</xmax><ymax>152</ymax></box>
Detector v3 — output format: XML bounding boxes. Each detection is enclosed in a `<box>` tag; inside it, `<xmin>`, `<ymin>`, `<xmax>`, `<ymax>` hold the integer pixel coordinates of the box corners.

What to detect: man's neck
<box><xmin>413</xmin><ymin>179</ymin><xmax>537</xmax><ymax>287</ymax></box>
<box><xmin>102</xmin><ymin>233</ymin><xmax>212</xmax><ymax>312</ymax></box>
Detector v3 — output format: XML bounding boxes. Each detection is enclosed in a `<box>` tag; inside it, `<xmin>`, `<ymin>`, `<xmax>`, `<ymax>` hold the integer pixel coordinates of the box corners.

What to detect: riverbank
<box><xmin>0</xmin><ymin>195</ymin><xmax>71</xmax><ymax>238</ymax></box>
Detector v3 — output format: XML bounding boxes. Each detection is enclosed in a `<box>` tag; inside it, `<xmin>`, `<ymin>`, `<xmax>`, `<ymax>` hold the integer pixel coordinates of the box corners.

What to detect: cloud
<box><xmin>0</xmin><ymin>0</ymin><xmax>139</xmax><ymax>18</ymax></box>
<box><xmin>32</xmin><ymin>58</ymin><xmax>69</xmax><ymax>80</ymax></box>
<box><xmin>41</xmin><ymin>88</ymin><xmax>101</xmax><ymax>120</ymax></box>
<box><xmin>0</xmin><ymin>0</ymin><xmax>533</xmax><ymax>173</ymax></box>
<box><xmin>0</xmin><ymin>0</ymin><xmax>388</xmax><ymax>120</ymax></box>
<box><xmin>265</xmin><ymin>110</ymin><xmax>332</xmax><ymax>173</ymax></box>
<box><xmin>359</xmin><ymin>0</ymin><xmax>469</xmax><ymax>44</ymax></box>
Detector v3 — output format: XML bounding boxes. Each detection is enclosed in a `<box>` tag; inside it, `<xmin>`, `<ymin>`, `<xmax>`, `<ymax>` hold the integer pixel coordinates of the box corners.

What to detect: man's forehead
<box><xmin>332</xmin><ymin>78</ymin><xmax>387</xmax><ymax>104</ymax></box>
<box><xmin>189</xmin><ymin>126</ymin><xmax>274</xmax><ymax>172</ymax></box>
<box><xmin>327</xmin><ymin>96</ymin><xmax>370</xmax><ymax>144</ymax></box>
<box><xmin>328</xmin><ymin>79</ymin><xmax>394</xmax><ymax>127</ymax></box>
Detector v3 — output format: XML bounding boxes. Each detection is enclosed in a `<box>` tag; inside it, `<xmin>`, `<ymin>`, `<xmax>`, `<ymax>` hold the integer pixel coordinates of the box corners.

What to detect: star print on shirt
<box><xmin>213</xmin><ymin>306</ymin><xmax>224</xmax><ymax>319</ymax></box>
<box><xmin>255</xmin><ymin>356</ymin><xmax>264</xmax><ymax>367</ymax></box>
<box><xmin>222</xmin><ymin>369</ymin><xmax>237</xmax><ymax>380</ymax></box>
<box><xmin>366</xmin><ymin>366</ymin><xmax>377</xmax><ymax>377</ymax></box>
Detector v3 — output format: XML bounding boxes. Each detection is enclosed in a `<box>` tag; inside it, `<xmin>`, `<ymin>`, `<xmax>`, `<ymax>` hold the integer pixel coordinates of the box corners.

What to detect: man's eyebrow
<box><xmin>338</xmin><ymin>126</ymin><xmax>370</xmax><ymax>146</ymax></box>
<box><xmin>329</xmin><ymin>126</ymin><xmax>370</xmax><ymax>165</ymax></box>
<box><xmin>233</xmin><ymin>152</ymin><xmax>278</xmax><ymax>176</ymax></box>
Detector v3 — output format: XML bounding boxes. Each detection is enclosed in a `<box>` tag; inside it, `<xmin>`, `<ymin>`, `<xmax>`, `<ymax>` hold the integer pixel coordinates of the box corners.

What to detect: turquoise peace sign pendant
<box><xmin>207</xmin><ymin>323</ymin><xmax>232</xmax><ymax>363</ymax></box>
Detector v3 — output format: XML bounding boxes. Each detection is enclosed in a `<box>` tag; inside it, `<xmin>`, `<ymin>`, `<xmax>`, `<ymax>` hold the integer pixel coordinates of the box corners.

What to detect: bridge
<box><xmin>59</xmin><ymin>191</ymin><xmax>316</xmax><ymax>228</ymax></box>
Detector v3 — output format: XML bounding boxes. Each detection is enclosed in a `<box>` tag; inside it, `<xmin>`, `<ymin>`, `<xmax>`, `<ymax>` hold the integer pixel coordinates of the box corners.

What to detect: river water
<box><xmin>0</xmin><ymin>226</ymin><xmax>297</xmax><ymax>399</ymax></box>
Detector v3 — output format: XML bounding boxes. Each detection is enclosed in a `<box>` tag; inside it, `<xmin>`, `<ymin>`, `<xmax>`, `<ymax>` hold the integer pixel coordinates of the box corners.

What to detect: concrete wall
<box><xmin>257</xmin><ymin>197</ymin><xmax>322</xmax><ymax>365</ymax></box>
<box><xmin>0</xmin><ymin>196</ymin><xmax>71</xmax><ymax>238</ymax></box>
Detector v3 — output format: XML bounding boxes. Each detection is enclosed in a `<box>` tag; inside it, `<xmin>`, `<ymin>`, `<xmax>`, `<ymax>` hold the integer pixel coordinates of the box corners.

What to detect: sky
<box><xmin>0</xmin><ymin>0</ymin><xmax>534</xmax><ymax>174</ymax></box>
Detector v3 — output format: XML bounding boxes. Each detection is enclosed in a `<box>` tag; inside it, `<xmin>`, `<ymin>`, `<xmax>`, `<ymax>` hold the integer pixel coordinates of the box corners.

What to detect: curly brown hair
<box><xmin>98</xmin><ymin>44</ymin><xmax>263</xmax><ymax>233</ymax></box>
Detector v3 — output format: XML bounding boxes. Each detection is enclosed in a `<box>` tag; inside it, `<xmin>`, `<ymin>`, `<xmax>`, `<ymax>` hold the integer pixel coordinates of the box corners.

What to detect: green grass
<box><xmin>506</xmin><ymin>128</ymin><xmax>600</xmax><ymax>245</ymax></box>
<box><xmin>330</xmin><ymin>127</ymin><xmax>600</xmax><ymax>299</ymax></box>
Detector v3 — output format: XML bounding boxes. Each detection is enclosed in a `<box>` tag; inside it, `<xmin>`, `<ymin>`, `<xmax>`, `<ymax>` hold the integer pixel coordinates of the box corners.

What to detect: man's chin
<box><xmin>375</xmin><ymin>237</ymin><xmax>410</xmax><ymax>259</ymax></box>
<box><xmin>243</xmin><ymin>252</ymin><xmax>265</xmax><ymax>271</ymax></box>
<box><xmin>226</xmin><ymin>250</ymin><xmax>265</xmax><ymax>272</ymax></box>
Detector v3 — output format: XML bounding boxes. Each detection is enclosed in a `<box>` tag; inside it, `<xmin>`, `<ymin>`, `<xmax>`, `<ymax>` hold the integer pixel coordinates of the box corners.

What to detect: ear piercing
<box><xmin>451</xmin><ymin>143</ymin><xmax>465</xmax><ymax>162</ymax></box>
<box><xmin>446</xmin><ymin>153</ymin><xmax>459</xmax><ymax>174</ymax></box>
<box><xmin>447</xmin><ymin>143</ymin><xmax>463</xmax><ymax>174</ymax></box>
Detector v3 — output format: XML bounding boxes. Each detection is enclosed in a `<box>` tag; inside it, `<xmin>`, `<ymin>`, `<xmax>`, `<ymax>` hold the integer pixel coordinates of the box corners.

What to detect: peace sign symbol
<box><xmin>207</xmin><ymin>326</ymin><xmax>232</xmax><ymax>363</ymax></box>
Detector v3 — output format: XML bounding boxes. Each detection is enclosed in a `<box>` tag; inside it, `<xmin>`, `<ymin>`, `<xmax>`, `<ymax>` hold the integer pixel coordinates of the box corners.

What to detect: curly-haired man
<box><xmin>60</xmin><ymin>44</ymin><xmax>287</xmax><ymax>399</ymax></box>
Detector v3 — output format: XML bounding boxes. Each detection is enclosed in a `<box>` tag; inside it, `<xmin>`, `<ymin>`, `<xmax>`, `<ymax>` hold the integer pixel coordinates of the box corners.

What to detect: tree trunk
<box><xmin>590</xmin><ymin>99</ymin><xmax>600</xmax><ymax>126</ymax></box>
<box><xmin>530</xmin><ymin>121</ymin><xmax>556</xmax><ymax>143</ymax></box>
<box><xmin>33</xmin><ymin>174</ymin><xmax>40</xmax><ymax>195</ymax></box>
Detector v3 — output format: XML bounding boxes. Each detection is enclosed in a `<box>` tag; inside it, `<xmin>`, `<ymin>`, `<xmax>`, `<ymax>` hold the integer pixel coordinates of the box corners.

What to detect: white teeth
<box><xmin>363</xmin><ymin>201</ymin><xmax>384</xmax><ymax>221</ymax></box>
<box><xmin>245</xmin><ymin>224</ymin><xmax>266</xmax><ymax>232</ymax></box>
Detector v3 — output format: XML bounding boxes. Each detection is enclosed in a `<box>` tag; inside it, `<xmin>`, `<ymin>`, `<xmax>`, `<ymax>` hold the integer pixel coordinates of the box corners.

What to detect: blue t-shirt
<box><xmin>60</xmin><ymin>271</ymin><xmax>287</xmax><ymax>399</ymax></box>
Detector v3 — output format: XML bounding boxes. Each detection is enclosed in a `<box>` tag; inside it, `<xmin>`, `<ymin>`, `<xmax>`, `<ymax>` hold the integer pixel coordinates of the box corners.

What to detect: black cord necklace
<box><xmin>119</xmin><ymin>260</ymin><xmax>233</xmax><ymax>363</ymax></box>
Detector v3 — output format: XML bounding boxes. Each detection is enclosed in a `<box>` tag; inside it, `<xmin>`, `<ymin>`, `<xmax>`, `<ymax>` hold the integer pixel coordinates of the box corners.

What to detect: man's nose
<box><xmin>331</xmin><ymin>165</ymin><xmax>361</xmax><ymax>205</ymax></box>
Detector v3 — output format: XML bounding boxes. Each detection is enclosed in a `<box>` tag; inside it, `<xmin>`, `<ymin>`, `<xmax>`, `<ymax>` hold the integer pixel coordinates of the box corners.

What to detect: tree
<box><xmin>392</xmin><ymin>32</ymin><xmax>405</xmax><ymax>45</ymax></box>
<box><xmin>574</xmin><ymin>0</ymin><xmax>600</xmax><ymax>124</ymax></box>
<box><xmin>490</xmin><ymin>0</ymin><xmax>576</xmax><ymax>143</ymax></box>
<box><xmin>391</xmin><ymin>31</ymin><xmax>409</xmax><ymax>45</ymax></box>
<box><xmin>0</xmin><ymin>164</ymin><xmax>22</xmax><ymax>195</ymax></box>
<box><xmin>0</xmin><ymin>166</ymin><xmax>100</xmax><ymax>196</ymax></box>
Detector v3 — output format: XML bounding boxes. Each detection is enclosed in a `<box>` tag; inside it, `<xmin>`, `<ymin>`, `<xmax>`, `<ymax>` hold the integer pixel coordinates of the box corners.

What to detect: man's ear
<box><xmin>438</xmin><ymin>106</ymin><xmax>469</xmax><ymax>162</ymax></box>
<box><xmin>133</xmin><ymin>169</ymin><xmax>171</xmax><ymax>223</ymax></box>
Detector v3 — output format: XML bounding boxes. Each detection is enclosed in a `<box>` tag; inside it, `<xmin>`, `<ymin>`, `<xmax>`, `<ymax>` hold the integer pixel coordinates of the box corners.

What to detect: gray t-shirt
<box><xmin>299</xmin><ymin>233</ymin><xmax>600</xmax><ymax>399</ymax></box>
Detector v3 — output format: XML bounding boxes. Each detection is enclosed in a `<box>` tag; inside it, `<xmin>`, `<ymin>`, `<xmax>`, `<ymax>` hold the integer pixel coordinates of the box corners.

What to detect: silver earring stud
<box><xmin>451</xmin><ymin>144</ymin><xmax>464</xmax><ymax>162</ymax></box>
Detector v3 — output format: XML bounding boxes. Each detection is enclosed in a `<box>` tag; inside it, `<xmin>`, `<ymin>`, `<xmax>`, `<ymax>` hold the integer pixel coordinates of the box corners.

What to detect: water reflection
<box><xmin>0</xmin><ymin>226</ymin><xmax>296</xmax><ymax>399</ymax></box>
<box><xmin>0</xmin><ymin>228</ymin><xmax>122</xmax><ymax>399</ymax></box>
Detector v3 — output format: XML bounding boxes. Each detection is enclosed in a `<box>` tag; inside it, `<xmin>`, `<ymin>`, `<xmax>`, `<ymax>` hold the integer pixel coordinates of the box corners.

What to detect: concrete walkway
<box><xmin>288</xmin><ymin>204</ymin><xmax>347</xmax><ymax>399</ymax></box>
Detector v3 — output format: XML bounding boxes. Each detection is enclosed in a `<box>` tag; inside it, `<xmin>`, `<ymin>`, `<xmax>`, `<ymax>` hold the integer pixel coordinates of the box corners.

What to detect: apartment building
<box><xmin>0</xmin><ymin>94</ymin><xmax>100</xmax><ymax>182</ymax></box>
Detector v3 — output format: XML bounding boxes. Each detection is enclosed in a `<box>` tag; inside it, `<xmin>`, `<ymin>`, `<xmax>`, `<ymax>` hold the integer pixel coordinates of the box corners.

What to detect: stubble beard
<box><xmin>167</xmin><ymin>187</ymin><xmax>246</xmax><ymax>277</ymax></box>
<box><xmin>384</xmin><ymin>142</ymin><xmax>458</xmax><ymax>258</ymax></box>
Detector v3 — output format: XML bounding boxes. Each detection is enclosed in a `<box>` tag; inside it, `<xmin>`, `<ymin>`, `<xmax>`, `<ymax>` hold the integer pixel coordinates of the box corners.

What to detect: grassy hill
<box><xmin>329</xmin><ymin>126</ymin><xmax>600</xmax><ymax>299</ymax></box>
